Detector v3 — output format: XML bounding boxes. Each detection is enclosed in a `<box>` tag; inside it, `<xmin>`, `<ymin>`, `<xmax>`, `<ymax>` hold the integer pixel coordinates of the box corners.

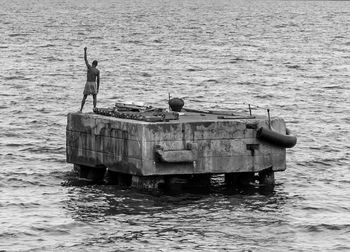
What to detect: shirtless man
<box><xmin>80</xmin><ymin>47</ymin><xmax>100</xmax><ymax>112</ymax></box>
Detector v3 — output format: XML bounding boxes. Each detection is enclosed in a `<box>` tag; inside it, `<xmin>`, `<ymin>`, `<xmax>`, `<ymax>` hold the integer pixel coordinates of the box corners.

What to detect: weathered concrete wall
<box><xmin>66</xmin><ymin>112</ymin><xmax>287</xmax><ymax>176</ymax></box>
<box><xmin>141</xmin><ymin>117</ymin><xmax>286</xmax><ymax>175</ymax></box>
<box><xmin>66</xmin><ymin>113</ymin><xmax>145</xmax><ymax>174</ymax></box>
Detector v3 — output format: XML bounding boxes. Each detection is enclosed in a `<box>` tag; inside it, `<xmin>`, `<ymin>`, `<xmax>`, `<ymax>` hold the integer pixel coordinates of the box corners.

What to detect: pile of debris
<box><xmin>93</xmin><ymin>103</ymin><xmax>179</xmax><ymax>122</ymax></box>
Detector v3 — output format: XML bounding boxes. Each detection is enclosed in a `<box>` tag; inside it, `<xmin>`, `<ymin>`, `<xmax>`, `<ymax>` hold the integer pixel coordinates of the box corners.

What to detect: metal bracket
<box><xmin>246</xmin><ymin>144</ymin><xmax>259</xmax><ymax>156</ymax></box>
<box><xmin>246</xmin><ymin>123</ymin><xmax>258</xmax><ymax>129</ymax></box>
<box><xmin>154</xmin><ymin>142</ymin><xmax>198</xmax><ymax>163</ymax></box>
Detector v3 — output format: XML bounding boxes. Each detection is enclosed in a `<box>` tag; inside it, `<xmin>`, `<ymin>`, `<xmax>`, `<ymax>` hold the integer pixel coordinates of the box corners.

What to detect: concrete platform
<box><xmin>66</xmin><ymin>107</ymin><xmax>291</xmax><ymax>190</ymax></box>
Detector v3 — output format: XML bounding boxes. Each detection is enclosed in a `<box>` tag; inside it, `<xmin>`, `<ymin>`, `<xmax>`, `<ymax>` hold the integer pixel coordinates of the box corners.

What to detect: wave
<box><xmin>200</xmin><ymin>79</ymin><xmax>219</xmax><ymax>84</ymax></box>
<box><xmin>285</xmin><ymin>64</ymin><xmax>303</xmax><ymax>70</ymax></box>
<box><xmin>229</xmin><ymin>57</ymin><xmax>257</xmax><ymax>63</ymax></box>
<box><xmin>323</xmin><ymin>85</ymin><xmax>346</xmax><ymax>90</ymax></box>
<box><xmin>255</xmin><ymin>94</ymin><xmax>274</xmax><ymax>99</ymax></box>
<box><xmin>4</xmin><ymin>76</ymin><xmax>33</xmax><ymax>81</ymax></box>
<box><xmin>8</xmin><ymin>33</ymin><xmax>30</xmax><ymax>37</ymax></box>
<box><xmin>141</xmin><ymin>72</ymin><xmax>152</xmax><ymax>77</ymax></box>
<box><xmin>186</xmin><ymin>67</ymin><xmax>203</xmax><ymax>72</ymax></box>
<box><xmin>30</xmin><ymin>226</ymin><xmax>70</xmax><ymax>235</ymax></box>
<box><xmin>20</xmin><ymin>146</ymin><xmax>65</xmax><ymax>155</ymax></box>
<box><xmin>0</xmin><ymin>231</ymin><xmax>21</xmax><ymax>239</ymax></box>
<box><xmin>5</xmin><ymin>143</ymin><xmax>30</xmax><ymax>147</ymax></box>
<box><xmin>305</xmin><ymin>223</ymin><xmax>350</xmax><ymax>232</ymax></box>
<box><xmin>1</xmin><ymin>201</ymin><xmax>41</xmax><ymax>208</ymax></box>
<box><xmin>126</xmin><ymin>40</ymin><xmax>143</xmax><ymax>45</ymax></box>
<box><xmin>88</xmin><ymin>36</ymin><xmax>104</xmax><ymax>39</ymax></box>
<box><xmin>42</xmin><ymin>56</ymin><xmax>63</xmax><ymax>62</ymax></box>
<box><xmin>4</xmin><ymin>177</ymin><xmax>44</xmax><ymax>187</ymax></box>
<box><xmin>2</xmin><ymin>132</ymin><xmax>22</xmax><ymax>137</ymax></box>
<box><xmin>38</xmin><ymin>44</ymin><xmax>56</xmax><ymax>48</ymax></box>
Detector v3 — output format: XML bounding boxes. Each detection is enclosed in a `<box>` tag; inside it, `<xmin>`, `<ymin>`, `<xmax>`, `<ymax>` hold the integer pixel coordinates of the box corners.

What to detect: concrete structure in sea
<box><xmin>66</xmin><ymin>102</ymin><xmax>296</xmax><ymax>192</ymax></box>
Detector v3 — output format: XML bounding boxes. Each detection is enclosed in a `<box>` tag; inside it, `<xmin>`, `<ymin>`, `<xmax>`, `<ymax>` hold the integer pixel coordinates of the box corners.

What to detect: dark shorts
<box><xmin>83</xmin><ymin>81</ymin><xmax>97</xmax><ymax>95</ymax></box>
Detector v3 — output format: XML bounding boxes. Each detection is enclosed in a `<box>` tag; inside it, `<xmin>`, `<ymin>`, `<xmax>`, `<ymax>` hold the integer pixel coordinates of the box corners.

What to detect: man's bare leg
<box><xmin>80</xmin><ymin>95</ymin><xmax>88</xmax><ymax>112</ymax></box>
<box><xmin>93</xmin><ymin>94</ymin><xmax>97</xmax><ymax>109</ymax></box>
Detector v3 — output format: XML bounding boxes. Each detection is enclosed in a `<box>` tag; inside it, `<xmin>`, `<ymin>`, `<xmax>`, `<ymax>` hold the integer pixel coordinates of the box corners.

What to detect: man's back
<box><xmin>87</xmin><ymin>67</ymin><xmax>99</xmax><ymax>82</ymax></box>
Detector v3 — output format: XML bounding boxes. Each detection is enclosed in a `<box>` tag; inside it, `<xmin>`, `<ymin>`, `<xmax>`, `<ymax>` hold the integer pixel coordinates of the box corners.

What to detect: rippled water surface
<box><xmin>1</xmin><ymin>0</ymin><xmax>350</xmax><ymax>251</ymax></box>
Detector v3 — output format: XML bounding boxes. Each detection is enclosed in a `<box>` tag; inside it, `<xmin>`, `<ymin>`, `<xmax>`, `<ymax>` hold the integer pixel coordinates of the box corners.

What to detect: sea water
<box><xmin>1</xmin><ymin>0</ymin><xmax>349</xmax><ymax>251</ymax></box>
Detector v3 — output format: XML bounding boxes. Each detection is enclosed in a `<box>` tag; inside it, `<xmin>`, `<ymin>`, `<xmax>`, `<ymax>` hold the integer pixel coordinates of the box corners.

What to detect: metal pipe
<box><xmin>168</xmin><ymin>93</ymin><xmax>171</xmax><ymax>111</ymax></box>
<box><xmin>256</xmin><ymin>127</ymin><xmax>297</xmax><ymax>148</ymax></box>
<box><xmin>267</xmin><ymin>109</ymin><xmax>271</xmax><ymax>129</ymax></box>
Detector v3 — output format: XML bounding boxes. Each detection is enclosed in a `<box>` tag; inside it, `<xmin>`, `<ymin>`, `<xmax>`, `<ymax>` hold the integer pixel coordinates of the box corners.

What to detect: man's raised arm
<box><xmin>84</xmin><ymin>47</ymin><xmax>90</xmax><ymax>68</ymax></box>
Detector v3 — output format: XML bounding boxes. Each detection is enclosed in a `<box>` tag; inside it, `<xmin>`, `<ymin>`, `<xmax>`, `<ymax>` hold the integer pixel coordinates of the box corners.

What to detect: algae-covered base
<box><xmin>66</xmin><ymin>108</ymin><xmax>291</xmax><ymax>190</ymax></box>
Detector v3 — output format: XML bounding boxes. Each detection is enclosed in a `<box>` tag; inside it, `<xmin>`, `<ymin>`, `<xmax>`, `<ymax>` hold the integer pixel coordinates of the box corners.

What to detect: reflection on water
<box><xmin>61</xmin><ymin>181</ymin><xmax>294</xmax><ymax>251</ymax></box>
<box><xmin>63</xmin><ymin>179</ymin><xmax>289</xmax><ymax>224</ymax></box>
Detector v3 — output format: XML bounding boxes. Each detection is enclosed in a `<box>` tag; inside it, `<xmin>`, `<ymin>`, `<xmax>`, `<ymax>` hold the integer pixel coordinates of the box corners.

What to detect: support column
<box><xmin>225</xmin><ymin>172</ymin><xmax>255</xmax><ymax>188</ymax></box>
<box><xmin>75</xmin><ymin>164</ymin><xmax>106</xmax><ymax>182</ymax></box>
<box><xmin>105</xmin><ymin>170</ymin><xmax>132</xmax><ymax>188</ymax></box>
<box><xmin>258</xmin><ymin>168</ymin><xmax>275</xmax><ymax>186</ymax></box>
<box><xmin>131</xmin><ymin>175</ymin><xmax>165</xmax><ymax>191</ymax></box>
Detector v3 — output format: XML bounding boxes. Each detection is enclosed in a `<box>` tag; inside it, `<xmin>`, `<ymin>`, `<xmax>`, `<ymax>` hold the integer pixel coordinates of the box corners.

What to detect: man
<box><xmin>80</xmin><ymin>47</ymin><xmax>100</xmax><ymax>112</ymax></box>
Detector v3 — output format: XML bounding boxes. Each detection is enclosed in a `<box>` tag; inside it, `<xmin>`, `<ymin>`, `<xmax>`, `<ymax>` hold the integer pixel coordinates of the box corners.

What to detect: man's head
<box><xmin>92</xmin><ymin>60</ymin><xmax>98</xmax><ymax>67</ymax></box>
